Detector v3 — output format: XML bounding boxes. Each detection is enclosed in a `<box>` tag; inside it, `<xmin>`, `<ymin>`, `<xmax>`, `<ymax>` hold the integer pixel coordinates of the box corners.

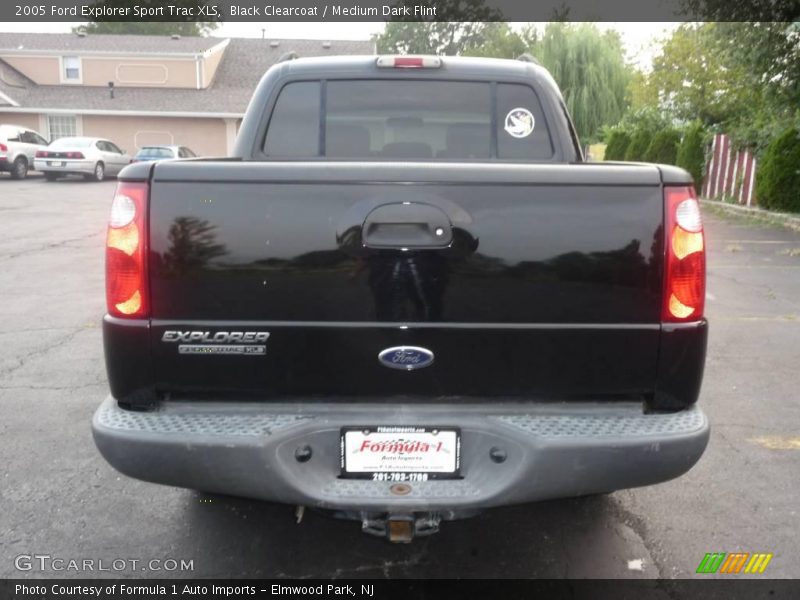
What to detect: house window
<box><xmin>63</xmin><ymin>56</ymin><xmax>81</xmax><ymax>81</ymax></box>
<box><xmin>47</xmin><ymin>115</ymin><xmax>77</xmax><ymax>140</ymax></box>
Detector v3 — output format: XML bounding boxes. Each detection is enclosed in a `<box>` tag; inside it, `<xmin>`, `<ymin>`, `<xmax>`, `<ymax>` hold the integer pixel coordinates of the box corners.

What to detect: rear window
<box><xmin>262</xmin><ymin>80</ymin><xmax>553</xmax><ymax>161</ymax></box>
<box><xmin>49</xmin><ymin>138</ymin><xmax>92</xmax><ymax>149</ymax></box>
<box><xmin>137</xmin><ymin>147</ymin><xmax>174</xmax><ymax>158</ymax></box>
<box><xmin>264</xmin><ymin>81</ymin><xmax>321</xmax><ymax>158</ymax></box>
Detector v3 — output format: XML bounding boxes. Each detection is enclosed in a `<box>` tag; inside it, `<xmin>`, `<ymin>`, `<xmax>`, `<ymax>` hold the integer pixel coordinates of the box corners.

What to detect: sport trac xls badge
<box><xmin>161</xmin><ymin>330</ymin><xmax>269</xmax><ymax>356</ymax></box>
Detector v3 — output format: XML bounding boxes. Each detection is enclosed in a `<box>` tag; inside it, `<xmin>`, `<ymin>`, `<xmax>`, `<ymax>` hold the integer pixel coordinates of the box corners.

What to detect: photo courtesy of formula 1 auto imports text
<box><xmin>0</xmin><ymin>0</ymin><xmax>799</xmax><ymax>599</ymax></box>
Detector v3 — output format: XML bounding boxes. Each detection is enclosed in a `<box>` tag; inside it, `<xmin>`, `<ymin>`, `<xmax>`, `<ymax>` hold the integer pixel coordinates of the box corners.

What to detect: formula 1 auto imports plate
<box><xmin>340</xmin><ymin>426</ymin><xmax>461</xmax><ymax>481</ymax></box>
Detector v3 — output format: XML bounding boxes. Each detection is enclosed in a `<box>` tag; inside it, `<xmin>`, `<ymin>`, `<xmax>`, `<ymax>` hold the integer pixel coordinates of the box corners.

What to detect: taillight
<box><xmin>106</xmin><ymin>181</ymin><xmax>148</xmax><ymax>318</ymax></box>
<box><xmin>66</xmin><ymin>151</ymin><xmax>84</xmax><ymax>159</ymax></box>
<box><xmin>663</xmin><ymin>186</ymin><xmax>705</xmax><ymax>322</ymax></box>
<box><xmin>0</xmin><ymin>143</ymin><xmax>7</xmax><ymax>153</ymax></box>
<box><xmin>376</xmin><ymin>56</ymin><xmax>442</xmax><ymax>69</ymax></box>
<box><xmin>35</xmin><ymin>150</ymin><xmax>45</xmax><ymax>158</ymax></box>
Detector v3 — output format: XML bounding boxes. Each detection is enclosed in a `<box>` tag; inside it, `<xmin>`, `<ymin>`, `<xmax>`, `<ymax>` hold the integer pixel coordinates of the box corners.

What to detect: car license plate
<box><xmin>340</xmin><ymin>426</ymin><xmax>461</xmax><ymax>481</ymax></box>
<box><xmin>47</xmin><ymin>161</ymin><xmax>66</xmax><ymax>167</ymax></box>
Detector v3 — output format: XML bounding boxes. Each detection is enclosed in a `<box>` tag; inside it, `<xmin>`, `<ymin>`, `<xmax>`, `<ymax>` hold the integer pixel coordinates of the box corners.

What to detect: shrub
<box><xmin>624</xmin><ymin>128</ymin><xmax>652</xmax><ymax>162</ymax></box>
<box><xmin>676</xmin><ymin>122</ymin><xmax>706</xmax><ymax>193</ymax></box>
<box><xmin>618</xmin><ymin>106</ymin><xmax>671</xmax><ymax>136</ymax></box>
<box><xmin>644</xmin><ymin>129</ymin><xmax>681</xmax><ymax>165</ymax></box>
<box><xmin>604</xmin><ymin>130</ymin><xmax>631</xmax><ymax>161</ymax></box>
<box><xmin>756</xmin><ymin>127</ymin><xmax>800</xmax><ymax>212</ymax></box>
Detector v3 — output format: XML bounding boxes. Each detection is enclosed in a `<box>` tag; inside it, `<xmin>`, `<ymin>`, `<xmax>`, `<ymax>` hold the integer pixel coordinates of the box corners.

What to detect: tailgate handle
<box><xmin>362</xmin><ymin>203</ymin><xmax>453</xmax><ymax>249</ymax></box>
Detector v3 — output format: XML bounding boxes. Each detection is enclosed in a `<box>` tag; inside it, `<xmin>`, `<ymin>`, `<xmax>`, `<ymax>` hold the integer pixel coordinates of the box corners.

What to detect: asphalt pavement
<box><xmin>0</xmin><ymin>176</ymin><xmax>798</xmax><ymax>580</ymax></box>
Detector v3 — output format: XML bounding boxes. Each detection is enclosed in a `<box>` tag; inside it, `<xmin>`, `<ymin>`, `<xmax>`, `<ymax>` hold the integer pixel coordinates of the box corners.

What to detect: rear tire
<box><xmin>10</xmin><ymin>157</ymin><xmax>28</xmax><ymax>180</ymax></box>
<box><xmin>44</xmin><ymin>173</ymin><xmax>59</xmax><ymax>182</ymax></box>
<box><xmin>87</xmin><ymin>162</ymin><xmax>105</xmax><ymax>182</ymax></box>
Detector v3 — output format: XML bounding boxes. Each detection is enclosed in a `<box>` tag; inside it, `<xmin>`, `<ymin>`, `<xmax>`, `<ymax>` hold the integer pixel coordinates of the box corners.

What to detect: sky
<box><xmin>0</xmin><ymin>21</ymin><xmax>679</xmax><ymax>69</ymax></box>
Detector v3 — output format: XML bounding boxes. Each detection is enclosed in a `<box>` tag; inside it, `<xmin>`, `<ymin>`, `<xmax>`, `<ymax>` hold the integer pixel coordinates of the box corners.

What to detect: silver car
<box><xmin>34</xmin><ymin>137</ymin><xmax>131</xmax><ymax>182</ymax></box>
<box><xmin>0</xmin><ymin>124</ymin><xmax>49</xmax><ymax>180</ymax></box>
<box><xmin>132</xmin><ymin>145</ymin><xmax>198</xmax><ymax>163</ymax></box>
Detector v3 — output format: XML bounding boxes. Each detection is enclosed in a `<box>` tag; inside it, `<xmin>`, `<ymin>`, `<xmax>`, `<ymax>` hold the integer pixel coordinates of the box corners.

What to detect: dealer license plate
<box><xmin>340</xmin><ymin>426</ymin><xmax>461</xmax><ymax>481</ymax></box>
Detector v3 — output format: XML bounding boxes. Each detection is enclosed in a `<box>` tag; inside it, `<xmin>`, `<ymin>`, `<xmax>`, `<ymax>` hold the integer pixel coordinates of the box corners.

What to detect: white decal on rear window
<box><xmin>504</xmin><ymin>108</ymin><xmax>535</xmax><ymax>138</ymax></box>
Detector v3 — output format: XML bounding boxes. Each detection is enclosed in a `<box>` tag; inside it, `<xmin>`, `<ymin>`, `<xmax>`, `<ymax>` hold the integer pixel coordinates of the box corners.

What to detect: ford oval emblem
<box><xmin>378</xmin><ymin>346</ymin><xmax>435</xmax><ymax>371</ymax></box>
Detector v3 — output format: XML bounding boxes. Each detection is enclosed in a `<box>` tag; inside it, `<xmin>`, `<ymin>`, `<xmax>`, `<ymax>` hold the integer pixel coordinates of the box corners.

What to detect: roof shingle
<box><xmin>0</xmin><ymin>32</ymin><xmax>223</xmax><ymax>54</ymax></box>
<box><xmin>0</xmin><ymin>36</ymin><xmax>375</xmax><ymax>114</ymax></box>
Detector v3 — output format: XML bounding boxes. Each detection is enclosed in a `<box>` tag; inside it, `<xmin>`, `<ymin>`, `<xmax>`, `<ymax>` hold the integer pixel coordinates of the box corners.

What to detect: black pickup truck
<box><xmin>94</xmin><ymin>55</ymin><xmax>709</xmax><ymax>542</ymax></box>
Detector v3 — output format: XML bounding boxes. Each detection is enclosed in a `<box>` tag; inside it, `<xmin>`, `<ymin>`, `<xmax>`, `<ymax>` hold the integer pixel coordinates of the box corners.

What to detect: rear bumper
<box><xmin>92</xmin><ymin>396</ymin><xmax>709</xmax><ymax>512</ymax></box>
<box><xmin>34</xmin><ymin>159</ymin><xmax>94</xmax><ymax>175</ymax></box>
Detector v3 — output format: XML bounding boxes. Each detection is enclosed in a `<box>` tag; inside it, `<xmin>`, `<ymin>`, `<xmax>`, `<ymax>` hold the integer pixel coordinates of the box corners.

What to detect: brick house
<box><xmin>0</xmin><ymin>33</ymin><xmax>374</xmax><ymax>156</ymax></box>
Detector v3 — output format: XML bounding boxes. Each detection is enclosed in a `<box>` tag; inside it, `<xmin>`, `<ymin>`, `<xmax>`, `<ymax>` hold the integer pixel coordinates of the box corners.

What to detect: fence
<box><xmin>702</xmin><ymin>133</ymin><xmax>757</xmax><ymax>206</ymax></box>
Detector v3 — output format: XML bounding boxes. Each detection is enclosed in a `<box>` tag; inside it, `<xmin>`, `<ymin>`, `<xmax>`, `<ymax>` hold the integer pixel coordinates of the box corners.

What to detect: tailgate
<box><xmin>148</xmin><ymin>162</ymin><xmax>664</xmax><ymax>400</ymax></box>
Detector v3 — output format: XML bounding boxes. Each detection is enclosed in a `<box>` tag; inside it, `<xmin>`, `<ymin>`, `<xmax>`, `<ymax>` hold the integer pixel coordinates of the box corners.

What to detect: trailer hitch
<box><xmin>361</xmin><ymin>513</ymin><xmax>441</xmax><ymax>543</ymax></box>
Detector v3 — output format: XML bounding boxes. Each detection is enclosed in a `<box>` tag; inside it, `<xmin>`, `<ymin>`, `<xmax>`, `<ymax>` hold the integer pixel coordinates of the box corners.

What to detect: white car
<box><xmin>34</xmin><ymin>137</ymin><xmax>131</xmax><ymax>182</ymax></box>
<box><xmin>0</xmin><ymin>124</ymin><xmax>50</xmax><ymax>180</ymax></box>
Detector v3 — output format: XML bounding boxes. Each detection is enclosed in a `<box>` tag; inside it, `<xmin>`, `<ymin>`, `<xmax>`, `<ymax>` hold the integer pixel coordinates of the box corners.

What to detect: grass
<box><xmin>701</xmin><ymin>202</ymin><xmax>800</xmax><ymax>232</ymax></box>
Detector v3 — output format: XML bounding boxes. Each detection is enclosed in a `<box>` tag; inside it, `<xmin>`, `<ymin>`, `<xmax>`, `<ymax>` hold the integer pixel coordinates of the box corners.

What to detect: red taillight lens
<box><xmin>663</xmin><ymin>186</ymin><xmax>705</xmax><ymax>322</ymax></box>
<box><xmin>66</xmin><ymin>151</ymin><xmax>84</xmax><ymax>159</ymax></box>
<box><xmin>376</xmin><ymin>56</ymin><xmax>442</xmax><ymax>69</ymax></box>
<box><xmin>106</xmin><ymin>181</ymin><xmax>148</xmax><ymax>318</ymax></box>
<box><xmin>0</xmin><ymin>143</ymin><xmax>7</xmax><ymax>152</ymax></box>
<box><xmin>394</xmin><ymin>57</ymin><xmax>425</xmax><ymax>68</ymax></box>
<box><xmin>35</xmin><ymin>150</ymin><xmax>46</xmax><ymax>158</ymax></box>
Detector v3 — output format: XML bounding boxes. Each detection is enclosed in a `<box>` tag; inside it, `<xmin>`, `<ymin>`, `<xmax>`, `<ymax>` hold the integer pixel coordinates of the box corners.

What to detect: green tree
<box><xmin>648</xmin><ymin>23</ymin><xmax>752</xmax><ymax>127</ymax></box>
<box><xmin>536</xmin><ymin>23</ymin><xmax>631</xmax><ymax>143</ymax></box>
<box><xmin>76</xmin><ymin>22</ymin><xmax>217</xmax><ymax>36</ymax></box>
<box><xmin>614</xmin><ymin>18</ymin><xmax>800</xmax><ymax>184</ymax></box>
<box><xmin>615</xmin><ymin>107</ymin><xmax>671</xmax><ymax>162</ymax></box>
<box><xmin>644</xmin><ymin>129</ymin><xmax>681</xmax><ymax>164</ymax></box>
<box><xmin>626</xmin><ymin>69</ymin><xmax>659</xmax><ymax>112</ymax></box>
<box><xmin>75</xmin><ymin>1</ymin><xmax>219</xmax><ymax>36</ymax></box>
<box><xmin>462</xmin><ymin>23</ymin><xmax>537</xmax><ymax>59</ymax></box>
<box><xmin>604</xmin><ymin>129</ymin><xmax>631</xmax><ymax>161</ymax></box>
<box><xmin>712</xmin><ymin>23</ymin><xmax>800</xmax><ymax>109</ymax></box>
<box><xmin>624</xmin><ymin>129</ymin><xmax>652</xmax><ymax>162</ymax></box>
<box><xmin>676</xmin><ymin>122</ymin><xmax>707</xmax><ymax>193</ymax></box>
<box><xmin>708</xmin><ymin>23</ymin><xmax>800</xmax><ymax>154</ymax></box>
<box><xmin>681</xmin><ymin>3</ymin><xmax>800</xmax><ymax>112</ymax></box>
<box><xmin>756</xmin><ymin>127</ymin><xmax>800</xmax><ymax>212</ymax></box>
<box><xmin>163</xmin><ymin>217</ymin><xmax>227</xmax><ymax>273</ymax></box>
<box><xmin>617</xmin><ymin>106</ymin><xmax>671</xmax><ymax>135</ymax></box>
<box><xmin>375</xmin><ymin>0</ymin><xmax>502</xmax><ymax>55</ymax></box>
<box><xmin>643</xmin><ymin>21</ymin><xmax>800</xmax><ymax>147</ymax></box>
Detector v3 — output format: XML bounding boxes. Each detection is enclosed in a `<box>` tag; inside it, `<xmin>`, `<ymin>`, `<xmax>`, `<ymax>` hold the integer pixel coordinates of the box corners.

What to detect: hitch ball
<box><xmin>294</xmin><ymin>445</ymin><xmax>313</xmax><ymax>463</ymax></box>
<box><xmin>489</xmin><ymin>446</ymin><xmax>507</xmax><ymax>463</ymax></box>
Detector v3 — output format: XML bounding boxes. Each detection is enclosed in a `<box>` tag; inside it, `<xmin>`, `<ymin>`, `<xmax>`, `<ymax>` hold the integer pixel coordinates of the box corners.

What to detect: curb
<box><xmin>700</xmin><ymin>199</ymin><xmax>800</xmax><ymax>233</ymax></box>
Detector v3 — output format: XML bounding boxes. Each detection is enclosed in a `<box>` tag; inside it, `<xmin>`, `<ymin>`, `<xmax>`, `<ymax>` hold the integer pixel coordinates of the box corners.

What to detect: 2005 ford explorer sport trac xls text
<box><xmin>93</xmin><ymin>55</ymin><xmax>709</xmax><ymax>542</ymax></box>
